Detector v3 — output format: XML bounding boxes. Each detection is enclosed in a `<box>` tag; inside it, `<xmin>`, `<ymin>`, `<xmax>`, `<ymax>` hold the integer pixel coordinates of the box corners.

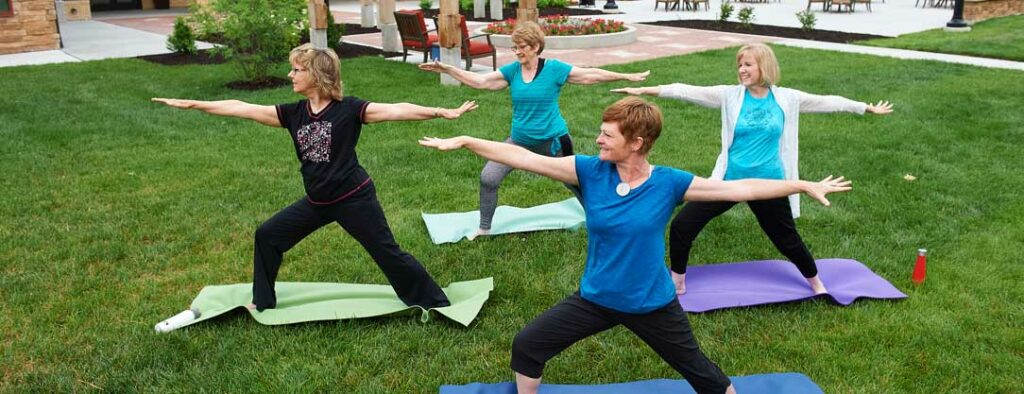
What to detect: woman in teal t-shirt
<box><xmin>419</xmin><ymin>96</ymin><xmax>852</xmax><ymax>394</ymax></box>
<box><xmin>419</xmin><ymin>21</ymin><xmax>649</xmax><ymax>239</ymax></box>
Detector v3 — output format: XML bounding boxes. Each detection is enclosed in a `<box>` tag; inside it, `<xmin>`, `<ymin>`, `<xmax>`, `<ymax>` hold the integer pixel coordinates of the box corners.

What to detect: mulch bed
<box><xmin>642</xmin><ymin>20</ymin><xmax>887</xmax><ymax>43</ymax></box>
<box><xmin>340</xmin><ymin>23</ymin><xmax>381</xmax><ymax>35</ymax></box>
<box><xmin>137</xmin><ymin>49</ymin><xmax>227</xmax><ymax>66</ymax></box>
<box><xmin>423</xmin><ymin>6</ymin><xmax>607</xmax><ymax>23</ymax></box>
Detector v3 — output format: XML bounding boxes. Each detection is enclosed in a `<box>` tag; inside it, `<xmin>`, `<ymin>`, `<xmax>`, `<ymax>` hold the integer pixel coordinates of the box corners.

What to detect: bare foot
<box><xmin>245</xmin><ymin>303</ymin><xmax>257</xmax><ymax>311</ymax></box>
<box><xmin>467</xmin><ymin>228</ymin><xmax>491</xmax><ymax>241</ymax></box>
<box><xmin>807</xmin><ymin>275</ymin><xmax>828</xmax><ymax>295</ymax></box>
<box><xmin>671</xmin><ymin>271</ymin><xmax>686</xmax><ymax>295</ymax></box>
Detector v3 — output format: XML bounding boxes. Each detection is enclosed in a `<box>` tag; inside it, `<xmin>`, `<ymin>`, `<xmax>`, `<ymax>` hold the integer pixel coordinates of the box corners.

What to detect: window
<box><xmin>0</xmin><ymin>0</ymin><xmax>12</xmax><ymax>17</ymax></box>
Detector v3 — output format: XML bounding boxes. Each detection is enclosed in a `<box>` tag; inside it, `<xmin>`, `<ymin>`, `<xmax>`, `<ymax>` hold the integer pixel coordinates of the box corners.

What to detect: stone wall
<box><xmin>964</xmin><ymin>0</ymin><xmax>1024</xmax><ymax>21</ymax></box>
<box><xmin>0</xmin><ymin>0</ymin><xmax>60</xmax><ymax>55</ymax></box>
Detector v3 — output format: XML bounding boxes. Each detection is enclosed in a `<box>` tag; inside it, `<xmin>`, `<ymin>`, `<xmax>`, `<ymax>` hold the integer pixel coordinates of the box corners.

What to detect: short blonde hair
<box><xmin>602</xmin><ymin>97</ymin><xmax>663</xmax><ymax>154</ymax></box>
<box><xmin>736</xmin><ymin>43</ymin><xmax>780</xmax><ymax>87</ymax></box>
<box><xmin>511</xmin><ymin>21</ymin><xmax>545</xmax><ymax>55</ymax></box>
<box><xmin>289</xmin><ymin>44</ymin><xmax>343</xmax><ymax>100</ymax></box>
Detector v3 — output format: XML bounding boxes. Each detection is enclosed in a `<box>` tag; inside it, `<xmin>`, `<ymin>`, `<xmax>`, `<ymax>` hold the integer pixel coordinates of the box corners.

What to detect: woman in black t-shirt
<box><xmin>153</xmin><ymin>44</ymin><xmax>477</xmax><ymax>311</ymax></box>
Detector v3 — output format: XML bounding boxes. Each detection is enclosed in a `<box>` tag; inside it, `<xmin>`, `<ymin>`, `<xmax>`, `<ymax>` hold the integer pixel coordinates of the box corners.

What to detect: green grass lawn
<box><xmin>1</xmin><ymin>47</ymin><xmax>1022</xmax><ymax>392</ymax></box>
<box><xmin>859</xmin><ymin>15</ymin><xmax>1024</xmax><ymax>61</ymax></box>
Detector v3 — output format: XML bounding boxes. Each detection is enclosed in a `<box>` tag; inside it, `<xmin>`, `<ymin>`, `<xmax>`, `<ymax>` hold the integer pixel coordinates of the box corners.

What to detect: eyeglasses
<box><xmin>510</xmin><ymin>44</ymin><xmax>531</xmax><ymax>53</ymax></box>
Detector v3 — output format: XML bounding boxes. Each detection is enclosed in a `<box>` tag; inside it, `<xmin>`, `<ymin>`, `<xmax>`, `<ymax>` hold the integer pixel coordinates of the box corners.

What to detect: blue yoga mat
<box><xmin>422</xmin><ymin>198</ymin><xmax>585</xmax><ymax>244</ymax></box>
<box><xmin>439</xmin><ymin>372</ymin><xmax>823</xmax><ymax>394</ymax></box>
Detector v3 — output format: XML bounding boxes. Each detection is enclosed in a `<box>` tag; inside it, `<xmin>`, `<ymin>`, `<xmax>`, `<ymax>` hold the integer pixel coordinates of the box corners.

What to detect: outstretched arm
<box><xmin>684</xmin><ymin>175</ymin><xmax>851</xmax><ymax>206</ymax></box>
<box><xmin>364</xmin><ymin>101</ymin><xmax>478</xmax><ymax>123</ymax></box>
<box><xmin>419</xmin><ymin>136</ymin><xmax>578</xmax><ymax>186</ymax></box>
<box><xmin>418</xmin><ymin>62</ymin><xmax>509</xmax><ymax>90</ymax></box>
<box><xmin>610</xmin><ymin>86</ymin><xmax>661</xmax><ymax>96</ymax></box>
<box><xmin>567</xmin><ymin>67</ymin><xmax>649</xmax><ymax>85</ymax></box>
<box><xmin>795</xmin><ymin>89</ymin><xmax>895</xmax><ymax>115</ymax></box>
<box><xmin>151</xmin><ymin>98</ymin><xmax>280</xmax><ymax>127</ymax></box>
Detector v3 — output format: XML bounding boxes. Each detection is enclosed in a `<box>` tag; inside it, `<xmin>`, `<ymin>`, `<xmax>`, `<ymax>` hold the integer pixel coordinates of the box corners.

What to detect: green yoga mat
<box><xmin>176</xmin><ymin>278</ymin><xmax>493</xmax><ymax>329</ymax></box>
<box><xmin>422</xmin><ymin>198</ymin><xmax>585</xmax><ymax>244</ymax></box>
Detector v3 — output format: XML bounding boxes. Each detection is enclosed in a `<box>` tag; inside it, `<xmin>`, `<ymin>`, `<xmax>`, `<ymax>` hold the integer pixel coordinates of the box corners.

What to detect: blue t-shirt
<box><xmin>575</xmin><ymin>155</ymin><xmax>695</xmax><ymax>313</ymax></box>
<box><xmin>500</xmin><ymin>59</ymin><xmax>572</xmax><ymax>147</ymax></box>
<box><xmin>725</xmin><ymin>90</ymin><xmax>785</xmax><ymax>180</ymax></box>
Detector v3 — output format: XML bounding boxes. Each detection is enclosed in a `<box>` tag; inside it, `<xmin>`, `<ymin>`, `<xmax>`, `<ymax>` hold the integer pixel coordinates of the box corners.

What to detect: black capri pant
<box><xmin>669</xmin><ymin>197</ymin><xmax>818</xmax><ymax>278</ymax></box>
<box><xmin>510</xmin><ymin>293</ymin><xmax>732</xmax><ymax>394</ymax></box>
<box><xmin>251</xmin><ymin>181</ymin><xmax>450</xmax><ymax>311</ymax></box>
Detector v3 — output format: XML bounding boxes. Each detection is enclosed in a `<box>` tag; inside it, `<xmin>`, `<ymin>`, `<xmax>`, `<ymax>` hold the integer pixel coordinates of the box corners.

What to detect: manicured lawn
<box><xmin>859</xmin><ymin>15</ymin><xmax>1024</xmax><ymax>61</ymax></box>
<box><xmin>0</xmin><ymin>47</ymin><xmax>1021</xmax><ymax>392</ymax></box>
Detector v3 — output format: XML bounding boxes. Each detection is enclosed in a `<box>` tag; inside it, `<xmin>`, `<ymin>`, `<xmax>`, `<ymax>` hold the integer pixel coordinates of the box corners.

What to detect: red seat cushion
<box><xmin>403</xmin><ymin>33</ymin><xmax>438</xmax><ymax>49</ymax></box>
<box><xmin>466</xmin><ymin>40</ymin><xmax>494</xmax><ymax>55</ymax></box>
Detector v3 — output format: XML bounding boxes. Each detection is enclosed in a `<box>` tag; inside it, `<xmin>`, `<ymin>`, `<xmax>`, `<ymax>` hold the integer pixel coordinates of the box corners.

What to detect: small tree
<box><xmin>193</xmin><ymin>0</ymin><xmax>307</xmax><ymax>83</ymax></box>
<box><xmin>795</xmin><ymin>10</ymin><xmax>816</xmax><ymax>32</ymax></box>
<box><xmin>419</xmin><ymin>0</ymin><xmax>432</xmax><ymax>11</ymax></box>
<box><xmin>718</xmin><ymin>3</ymin><xmax>734</xmax><ymax>23</ymax></box>
<box><xmin>326</xmin><ymin>9</ymin><xmax>345</xmax><ymax>48</ymax></box>
<box><xmin>166</xmin><ymin>16</ymin><xmax>197</xmax><ymax>55</ymax></box>
<box><xmin>737</xmin><ymin>6</ymin><xmax>755</xmax><ymax>28</ymax></box>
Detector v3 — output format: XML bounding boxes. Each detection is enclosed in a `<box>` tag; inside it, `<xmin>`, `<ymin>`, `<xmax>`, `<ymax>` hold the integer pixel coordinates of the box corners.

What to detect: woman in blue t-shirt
<box><xmin>153</xmin><ymin>44</ymin><xmax>477</xmax><ymax>312</ymax></box>
<box><xmin>419</xmin><ymin>21</ymin><xmax>650</xmax><ymax>239</ymax></box>
<box><xmin>420</xmin><ymin>97</ymin><xmax>851</xmax><ymax>394</ymax></box>
<box><xmin>614</xmin><ymin>43</ymin><xmax>893</xmax><ymax>295</ymax></box>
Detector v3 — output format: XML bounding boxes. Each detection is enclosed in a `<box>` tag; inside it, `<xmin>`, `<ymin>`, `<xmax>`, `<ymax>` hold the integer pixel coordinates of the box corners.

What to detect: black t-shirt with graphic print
<box><xmin>276</xmin><ymin>96</ymin><xmax>371</xmax><ymax>204</ymax></box>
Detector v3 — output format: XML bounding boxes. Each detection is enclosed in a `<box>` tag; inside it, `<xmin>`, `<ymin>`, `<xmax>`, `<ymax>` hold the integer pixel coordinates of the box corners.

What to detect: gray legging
<box><xmin>479</xmin><ymin>135</ymin><xmax>581</xmax><ymax>230</ymax></box>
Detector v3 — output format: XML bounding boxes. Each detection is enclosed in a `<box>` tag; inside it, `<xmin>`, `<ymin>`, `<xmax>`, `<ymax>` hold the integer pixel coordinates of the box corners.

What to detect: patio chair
<box><xmin>851</xmin><ymin>0</ymin><xmax>871</xmax><ymax>11</ymax></box>
<box><xmin>432</xmin><ymin>15</ymin><xmax>497</xmax><ymax>71</ymax></box>
<box><xmin>830</xmin><ymin>0</ymin><xmax>853</xmax><ymax>11</ymax></box>
<box><xmin>394</xmin><ymin>10</ymin><xmax>438</xmax><ymax>64</ymax></box>
<box><xmin>689</xmin><ymin>0</ymin><xmax>710</xmax><ymax>11</ymax></box>
<box><xmin>655</xmin><ymin>0</ymin><xmax>681</xmax><ymax>11</ymax></box>
<box><xmin>807</xmin><ymin>0</ymin><xmax>830</xmax><ymax>11</ymax></box>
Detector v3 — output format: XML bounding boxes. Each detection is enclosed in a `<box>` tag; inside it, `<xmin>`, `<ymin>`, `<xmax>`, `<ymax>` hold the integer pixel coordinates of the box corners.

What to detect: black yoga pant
<box><xmin>669</xmin><ymin>197</ymin><xmax>818</xmax><ymax>278</ymax></box>
<box><xmin>251</xmin><ymin>182</ymin><xmax>450</xmax><ymax>311</ymax></box>
<box><xmin>510</xmin><ymin>293</ymin><xmax>732</xmax><ymax>394</ymax></box>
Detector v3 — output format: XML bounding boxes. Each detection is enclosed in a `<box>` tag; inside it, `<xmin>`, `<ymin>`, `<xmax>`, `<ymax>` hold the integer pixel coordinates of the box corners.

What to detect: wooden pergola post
<box><xmin>308</xmin><ymin>0</ymin><xmax>328</xmax><ymax>48</ymax></box>
<box><xmin>360</xmin><ymin>0</ymin><xmax>377</xmax><ymax>28</ymax></box>
<box><xmin>378</xmin><ymin>0</ymin><xmax>400</xmax><ymax>52</ymax></box>
<box><xmin>518</xmin><ymin>0</ymin><xmax>538</xmax><ymax>23</ymax></box>
<box><xmin>437</xmin><ymin>0</ymin><xmax>462</xmax><ymax>85</ymax></box>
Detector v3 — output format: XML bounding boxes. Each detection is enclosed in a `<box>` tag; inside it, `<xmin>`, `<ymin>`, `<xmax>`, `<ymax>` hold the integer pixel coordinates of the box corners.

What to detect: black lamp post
<box><xmin>604</xmin><ymin>0</ymin><xmax>618</xmax><ymax>10</ymax></box>
<box><xmin>946</xmin><ymin>0</ymin><xmax>968</xmax><ymax>28</ymax></box>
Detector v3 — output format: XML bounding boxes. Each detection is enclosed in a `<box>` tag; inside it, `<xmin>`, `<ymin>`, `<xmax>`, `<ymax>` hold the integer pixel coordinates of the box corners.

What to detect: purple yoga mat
<box><xmin>678</xmin><ymin>258</ymin><xmax>906</xmax><ymax>313</ymax></box>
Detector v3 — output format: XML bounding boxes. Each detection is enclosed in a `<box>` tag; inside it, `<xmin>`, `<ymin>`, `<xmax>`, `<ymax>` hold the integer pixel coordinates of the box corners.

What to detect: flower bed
<box><xmin>483</xmin><ymin>15</ymin><xmax>626</xmax><ymax>36</ymax></box>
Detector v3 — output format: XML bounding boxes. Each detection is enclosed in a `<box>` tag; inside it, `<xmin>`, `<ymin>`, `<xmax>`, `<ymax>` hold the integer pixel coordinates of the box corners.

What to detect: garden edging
<box><xmin>478</xmin><ymin>24</ymin><xmax>637</xmax><ymax>49</ymax></box>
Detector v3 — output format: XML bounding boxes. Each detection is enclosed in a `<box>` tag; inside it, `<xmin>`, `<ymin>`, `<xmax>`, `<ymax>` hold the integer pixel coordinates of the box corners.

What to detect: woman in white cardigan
<box><xmin>613</xmin><ymin>43</ymin><xmax>892</xmax><ymax>295</ymax></box>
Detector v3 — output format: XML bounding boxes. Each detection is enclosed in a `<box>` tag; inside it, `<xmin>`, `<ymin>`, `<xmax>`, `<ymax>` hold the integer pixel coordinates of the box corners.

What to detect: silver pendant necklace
<box><xmin>616</xmin><ymin>164</ymin><xmax>652</xmax><ymax>197</ymax></box>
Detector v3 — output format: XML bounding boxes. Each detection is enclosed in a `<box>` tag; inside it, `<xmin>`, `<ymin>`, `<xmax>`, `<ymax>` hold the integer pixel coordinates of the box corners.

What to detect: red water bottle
<box><xmin>912</xmin><ymin>248</ymin><xmax>927</xmax><ymax>285</ymax></box>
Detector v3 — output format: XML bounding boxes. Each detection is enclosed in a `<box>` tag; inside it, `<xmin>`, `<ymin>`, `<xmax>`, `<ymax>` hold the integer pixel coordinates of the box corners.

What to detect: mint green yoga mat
<box><xmin>178</xmin><ymin>277</ymin><xmax>493</xmax><ymax>329</ymax></box>
<box><xmin>422</xmin><ymin>198</ymin><xmax>585</xmax><ymax>244</ymax></box>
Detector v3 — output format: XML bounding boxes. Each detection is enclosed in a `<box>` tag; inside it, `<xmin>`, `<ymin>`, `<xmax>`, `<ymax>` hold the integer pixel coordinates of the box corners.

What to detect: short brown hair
<box><xmin>736</xmin><ymin>43</ymin><xmax>780</xmax><ymax>87</ymax></box>
<box><xmin>289</xmin><ymin>44</ymin><xmax>343</xmax><ymax>100</ymax></box>
<box><xmin>602</xmin><ymin>97</ymin><xmax>663</xmax><ymax>154</ymax></box>
<box><xmin>511</xmin><ymin>21</ymin><xmax>545</xmax><ymax>55</ymax></box>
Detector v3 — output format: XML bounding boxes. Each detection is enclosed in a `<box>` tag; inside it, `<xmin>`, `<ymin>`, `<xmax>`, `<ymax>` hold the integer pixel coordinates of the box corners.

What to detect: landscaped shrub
<box><xmin>795</xmin><ymin>10</ymin><xmax>816</xmax><ymax>31</ymax></box>
<box><xmin>484</xmin><ymin>15</ymin><xmax>625</xmax><ymax>35</ymax></box>
<box><xmin>718</xmin><ymin>3</ymin><xmax>734</xmax><ymax>23</ymax></box>
<box><xmin>539</xmin><ymin>0</ymin><xmax>570</xmax><ymax>8</ymax></box>
<box><xmin>166</xmin><ymin>16</ymin><xmax>197</xmax><ymax>55</ymax></box>
<box><xmin>192</xmin><ymin>0</ymin><xmax>307</xmax><ymax>83</ymax></box>
<box><xmin>419</xmin><ymin>0</ymin><xmax>432</xmax><ymax>11</ymax></box>
<box><xmin>737</xmin><ymin>6</ymin><xmax>755</xmax><ymax>28</ymax></box>
<box><xmin>326</xmin><ymin>8</ymin><xmax>345</xmax><ymax>47</ymax></box>
<box><xmin>460</xmin><ymin>0</ymin><xmax>474</xmax><ymax>12</ymax></box>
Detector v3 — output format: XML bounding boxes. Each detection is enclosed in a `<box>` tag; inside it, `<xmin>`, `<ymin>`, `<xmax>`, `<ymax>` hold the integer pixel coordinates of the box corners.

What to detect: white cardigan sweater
<box><xmin>659</xmin><ymin>83</ymin><xmax>867</xmax><ymax>218</ymax></box>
